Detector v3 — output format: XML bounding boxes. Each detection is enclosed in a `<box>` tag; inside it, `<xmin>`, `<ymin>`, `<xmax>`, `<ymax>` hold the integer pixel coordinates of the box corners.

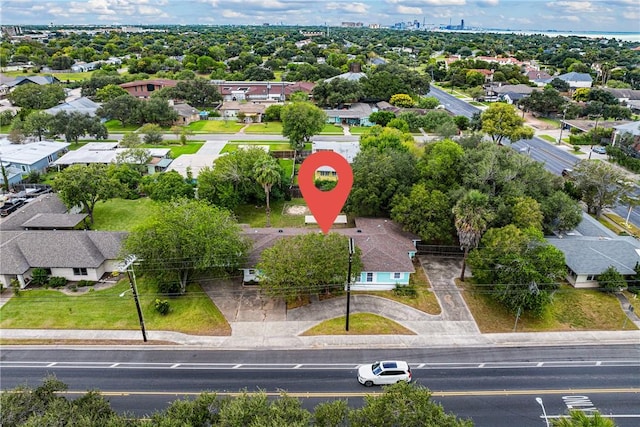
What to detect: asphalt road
<box><xmin>427</xmin><ymin>86</ymin><xmax>483</xmax><ymax>119</ymax></box>
<box><xmin>2</xmin><ymin>346</ymin><xmax>639</xmax><ymax>426</ymax></box>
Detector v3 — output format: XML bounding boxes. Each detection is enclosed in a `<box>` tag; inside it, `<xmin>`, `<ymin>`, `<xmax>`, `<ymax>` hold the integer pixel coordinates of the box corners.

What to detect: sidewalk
<box><xmin>2</xmin><ymin>258</ymin><xmax>638</xmax><ymax>349</ymax></box>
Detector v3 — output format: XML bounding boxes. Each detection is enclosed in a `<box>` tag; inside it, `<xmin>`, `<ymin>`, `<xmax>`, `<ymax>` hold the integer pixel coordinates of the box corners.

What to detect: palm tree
<box><xmin>452</xmin><ymin>189</ymin><xmax>492</xmax><ymax>281</ymax></box>
<box><xmin>254</xmin><ymin>157</ymin><xmax>281</xmax><ymax>227</ymax></box>
<box><xmin>552</xmin><ymin>410</ymin><xmax>616</xmax><ymax>427</ymax></box>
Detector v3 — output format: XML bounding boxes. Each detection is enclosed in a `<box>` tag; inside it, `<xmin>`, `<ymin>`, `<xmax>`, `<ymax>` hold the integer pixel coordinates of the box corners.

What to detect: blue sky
<box><xmin>2</xmin><ymin>0</ymin><xmax>639</xmax><ymax>33</ymax></box>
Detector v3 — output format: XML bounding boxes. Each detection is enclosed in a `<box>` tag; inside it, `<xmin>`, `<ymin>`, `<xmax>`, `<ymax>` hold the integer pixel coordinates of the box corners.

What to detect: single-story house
<box><xmin>483</xmin><ymin>84</ymin><xmax>535</xmax><ymax>102</ymax></box>
<box><xmin>240</xmin><ymin>218</ymin><xmax>418</xmax><ymax>291</ymax></box>
<box><xmin>1</xmin><ymin>75</ymin><xmax>60</xmax><ymax>93</ymax></box>
<box><xmin>0</xmin><ymin>229</ymin><xmax>126</xmax><ymax>288</ymax></box>
<box><xmin>611</xmin><ymin>121</ymin><xmax>640</xmax><ymax>150</ymax></box>
<box><xmin>324</xmin><ymin>62</ymin><xmax>366</xmax><ymax>82</ymax></box>
<box><xmin>0</xmin><ymin>138</ymin><xmax>70</xmax><ymax>177</ymax></box>
<box><xmin>602</xmin><ymin>88</ymin><xmax>640</xmax><ymax>113</ymax></box>
<box><xmin>119</xmin><ymin>79</ymin><xmax>177</xmax><ymax>98</ymax></box>
<box><xmin>546</xmin><ymin>213</ymin><xmax>640</xmax><ymax>288</ymax></box>
<box><xmin>527</xmin><ymin>70</ymin><xmax>553</xmax><ymax>86</ymax></box>
<box><xmin>311</xmin><ymin>141</ymin><xmax>360</xmax><ymax>179</ymax></box>
<box><xmin>171</xmin><ymin>102</ymin><xmax>199</xmax><ymax>125</ymax></box>
<box><xmin>219</xmin><ymin>101</ymin><xmax>267</xmax><ymax>122</ymax></box>
<box><xmin>53</xmin><ymin>142</ymin><xmax>170</xmax><ymax>168</ymax></box>
<box><xmin>325</xmin><ymin>102</ymin><xmax>373</xmax><ymax>126</ymax></box>
<box><xmin>214</xmin><ymin>81</ymin><xmax>294</xmax><ymax>102</ymax></box>
<box><xmin>540</xmin><ymin>72</ymin><xmax>593</xmax><ymax>89</ymax></box>
<box><xmin>44</xmin><ymin>96</ymin><xmax>101</xmax><ymax>117</ymax></box>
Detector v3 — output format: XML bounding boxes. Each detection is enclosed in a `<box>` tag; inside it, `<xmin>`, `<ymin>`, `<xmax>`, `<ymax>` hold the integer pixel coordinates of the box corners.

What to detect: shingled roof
<box><xmin>0</xmin><ymin>193</ymin><xmax>68</xmax><ymax>231</ymax></box>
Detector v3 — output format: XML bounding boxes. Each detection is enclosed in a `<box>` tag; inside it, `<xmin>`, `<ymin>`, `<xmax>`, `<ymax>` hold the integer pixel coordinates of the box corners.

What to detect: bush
<box><xmin>158</xmin><ymin>280</ymin><xmax>181</xmax><ymax>295</ymax></box>
<box><xmin>77</xmin><ymin>280</ymin><xmax>94</xmax><ymax>287</ymax></box>
<box><xmin>393</xmin><ymin>284</ymin><xmax>417</xmax><ymax>298</ymax></box>
<box><xmin>48</xmin><ymin>277</ymin><xmax>67</xmax><ymax>288</ymax></box>
<box><xmin>155</xmin><ymin>299</ymin><xmax>170</xmax><ymax>315</ymax></box>
<box><xmin>314</xmin><ymin>179</ymin><xmax>337</xmax><ymax>191</ymax></box>
<box><xmin>69</xmin><ymin>284</ymin><xmax>78</xmax><ymax>292</ymax></box>
<box><xmin>598</xmin><ymin>266</ymin><xmax>626</xmax><ymax>293</ymax></box>
<box><xmin>30</xmin><ymin>268</ymin><xmax>49</xmax><ymax>287</ymax></box>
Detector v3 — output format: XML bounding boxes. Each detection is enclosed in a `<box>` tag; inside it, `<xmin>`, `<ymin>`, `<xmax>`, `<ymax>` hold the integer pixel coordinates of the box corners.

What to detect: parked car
<box><xmin>357</xmin><ymin>361</ymin><xmax>412</xmax><ymax>387</ymax></box>
<box><xmin>592</xmin><ymin>145</ymin><xmax>607</xmax><ymax>154</ymax></box>
<box><xmin>561</xmin><ymin>168</ymin><xmax>573</xmax><ymax>178</ymax></box>
<box><xmin>0</xmin><ymin>199</ymin><xmax>25</xmax><ymax>217</ymax></box>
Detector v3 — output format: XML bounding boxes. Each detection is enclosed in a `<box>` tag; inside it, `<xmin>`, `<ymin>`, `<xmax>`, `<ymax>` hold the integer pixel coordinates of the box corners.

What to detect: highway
<box><xmin>2</xmin><ymin>346</ymin><xmax>639</xmax><ymax>426</ymax></box>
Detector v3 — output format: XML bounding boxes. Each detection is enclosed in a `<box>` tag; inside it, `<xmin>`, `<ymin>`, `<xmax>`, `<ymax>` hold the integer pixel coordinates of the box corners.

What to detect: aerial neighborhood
<box><xmin>0</xmin><ymin>24</ymin><xmax>639</xmax><ymax>342</ymax></box>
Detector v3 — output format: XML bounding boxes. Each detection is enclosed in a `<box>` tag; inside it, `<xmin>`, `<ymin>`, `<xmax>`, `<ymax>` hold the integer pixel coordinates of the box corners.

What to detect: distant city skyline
<box><xmin>2</xmin><ymin>0</ymin><xmax>639</xmax><ymax>33</ymax></box>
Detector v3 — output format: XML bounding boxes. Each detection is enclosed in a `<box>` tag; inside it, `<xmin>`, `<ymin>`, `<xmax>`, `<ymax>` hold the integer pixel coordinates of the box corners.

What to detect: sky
<box><xmin>2</xmin><ymin>0</ymin><xmax>639</xmax><ymax>33</ymax></box>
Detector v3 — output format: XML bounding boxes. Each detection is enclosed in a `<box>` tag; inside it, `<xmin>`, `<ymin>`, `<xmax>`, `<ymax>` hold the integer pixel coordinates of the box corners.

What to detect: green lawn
<box><xmin>1</xmin><ymin>71</ymin><xmax>93</xmax><ymax>81</ymax></box>
<box><xmin>221</xmin><ymin>141</ymin><xmax>290</xmax><ymax>153</ymax></box>
<box><xmin>92</xmin><ymin>198</ymin><xmax>158</xmax><ymax>231</ymax></box>
<box><xmin>140</xmin><ymin>142</ymin><xmax>203</xmax><ymax>157</ymax></box>
<box><xmin>320</xmin><ymin>124</ymin><xmax>344</xmax><ymax>135</ymax></box>
<box><xmin>0</xmin><ymin>125</ymin><xmax>10</xmax><ymax>133</ymax></box>
<box><xmin>539</xmin><ymin>135</ymin><xmax>557</xmax><ymax>143</ymax></box>
<box><xmin>279</xmin><ymin>159</ymin><xmax>294</xmax><ymax>181</ymax></box>
<box><xmin>301</xmin><ymin>313</ymin><xmax>415</xmax><ymax>335</ymax></box>
<box><xmin>461</xmin><ymin>282</ymin><xmax>637</xmax><ymax>333</ymax></box>
<box><xmin>348</xmin><ymin>126</ymin><xmax>369</xmax><ymax>135</ymax></box>
<box><xmin>538</xmin><ymin>117</ymin><xmax>561</xmax><ymax>128</ymax></box>
<box><xmin>234</xmin><ymin>198</ymin><xmax>309</xmax><ymax>228</ymax></box>
<box><xmin>0</xmin><ymin>279</ymin><xmax>230</xmax><ymax>335</ymax></box>
<box><xmin>243</xmin><ymin>122</ymin><xmax>283</xmax><ymax>134</ymax></box>
<box><xmin>187</xmin><ymin>120</ymin><xmax>244</xmax><ymax>133</ymax></box>
<box><xmin>105</xmin><ymin>120</ymin><xmax>140</xmax><ymax>132</ymax></box>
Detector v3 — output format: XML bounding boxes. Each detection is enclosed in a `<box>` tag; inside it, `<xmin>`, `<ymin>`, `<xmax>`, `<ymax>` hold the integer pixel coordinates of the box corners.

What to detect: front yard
<box><xmin>186</xmin><ymin>120</ymin><xmax>245</xmax><ymax>133</ymax></box>
<box><xmin>92</xmin><ymin>197</ymin><xmax>158</xmax><ymax>231</ymax></box>
<box><xmin>0</xmin><ymin>279</ymin><xmax>230</xmax><ymax>335</ymax></box>
<box><xmin>460</xmin><ymin>282</ymin><xmax>637</xmax><ymax>333</ymax></box>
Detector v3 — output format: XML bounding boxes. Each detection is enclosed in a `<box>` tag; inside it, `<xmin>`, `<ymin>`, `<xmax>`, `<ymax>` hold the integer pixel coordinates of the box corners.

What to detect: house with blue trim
<box><xmin>241</xmin><ymin>218</ymin><xmax>418</xmax><ymax>290</ymax></box>
<box><xmin>0</xmin><ymin>139</ymin><xmax>70</xmax><ymax>184</ymax></box>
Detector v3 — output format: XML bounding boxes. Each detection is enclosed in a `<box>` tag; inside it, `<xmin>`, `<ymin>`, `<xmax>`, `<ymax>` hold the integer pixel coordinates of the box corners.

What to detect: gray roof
<box><xmin>0</xmin><ymin>230</ymin><xmax>126</xmax><ymax>274</ymax></box>
<box><xmin>602</xmin><ymin>88</ymin><xmax>640</xmax><ymax>101</ymax></box>
<box><xmin>242</xmin><ymin>218</ymin><xmax>416</xmax><ymax>273</ymax></box>
<box><xmin>0</xmin><ymin>139</ymin><xmax>70</xmax><ymax>166</ymax></box>
<box><xmin>44</xmin><ymin>97</ymin><xmax>100</xmax><ymax>117</ymax></box>
<box><xmin>0</xmin><ymin>193</ymin><xmax>68</xmax><ymax>231</ymax></box>
<box><xmin>4</xmin><ymin>75</ymin><xmax>59</xmax><ymax>87</ymax></box>
<box><xmin>547</xmin><ymin>237</ymin><xmax>640</xmax><ymax>276</ymax></box>
<box><xmin>613</xmin><ymin>121</ymin><xmax>640</xmax><ymax>136</ymax></box>
<box><xmin>172</xmin><ymin>103</ymin><xmax>198</xmax><ymax>117</ymax></box>
<box><xmin>325</xmin><ymin>71</ymin><xmax>367</xmax><ymax>82</ymax></box>
<box><xmin>559</xmin><ymin>72</ymin><xmax>593</xmax><ymax>82</ymax></box>
<box><xmin>324</xmin><ymin>102</ymin><xmax>372</xmax><ymax>119</ymax></box>
<box><xmin>21</xmin><ymin>213</ymin><xmax>88</xmax><ymax>229</ymax></box>
<box><xmin>492</xmin><ymin>84</ymin><xmax>535</xmax><ymax>95</ymax></box>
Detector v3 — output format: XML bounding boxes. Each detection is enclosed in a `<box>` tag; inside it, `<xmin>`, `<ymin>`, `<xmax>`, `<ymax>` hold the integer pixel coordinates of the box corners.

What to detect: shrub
<box><xmin>598</xmin><ymin>266</ymin><xmax>626</xmax><ymax>293</ymax></box>
<box><xmin>393</xmin><ymin>284</ymin><xmax>417</xmax><ymax>298</ymax></box>
<box><xmin>69</xmin><ymin>284</ymin><xmax>78</xmax><ymax>292</ymax></box>
<box><xmin>158</xmin><ymin>280</ymin><xmax>181</xmax><ymax>295</ymax></box>
<box><xmin>77</xmin><ymin>280</ymin><xmax>94</xmax><ymax>287</ymax></box>
<box><xmin>155</xmin><ymin>299</ymin><xmax>170</xmax><ymax>315</ymax></box>
<box><xmin>30</xmin><ymin>268</ymin><xmax>49</xmax><ymax>287</ymax></box>
<box><xmin>49</xmin><ymin>277</ymin><xmax>67</xmax><ymax>288</ymax></box>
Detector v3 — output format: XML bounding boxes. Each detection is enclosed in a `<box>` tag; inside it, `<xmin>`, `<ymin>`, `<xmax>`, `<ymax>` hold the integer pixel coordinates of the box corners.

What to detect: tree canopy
<box><xmin>123</xmin><ymin>198</ymin><xmax>251</xmax><ymax>294</ymax></box>
<box><xmin>481</xmin><ymin>103</ymin><xmax>534</xmax><ymax>144</ymax></box>
<box><xmin>281</xmin><ymin>101</ymin><xmax>326</xmax><ymax>153</ymax></box>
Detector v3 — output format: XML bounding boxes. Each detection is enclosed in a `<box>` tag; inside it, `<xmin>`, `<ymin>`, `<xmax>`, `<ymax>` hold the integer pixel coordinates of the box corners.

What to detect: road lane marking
<box><xmin>26</xmin><ymin>388</ymin><xmax>637</xmax><ymax>398</ymax></box>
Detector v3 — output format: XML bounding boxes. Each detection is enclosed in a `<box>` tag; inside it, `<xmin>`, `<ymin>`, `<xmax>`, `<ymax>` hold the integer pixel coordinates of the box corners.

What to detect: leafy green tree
<box><xmin>467</xmin><ymin>86</ymin><xmax>486</xmax><ymax>101</ymax></box>
<box><xmin>141</xmin><ymin>171</ymin><xmax>194</xmax><ymax>201</ymax></box>
<box><xmin>8</xmin><ymin>84</ymin><xmax>65</xmax><ymax>110</ymax></box>
<box><xmin>139</xmin><ymin>123</ymin><xmax>163</xmax><ymax>144</ymax></box>
<box><xmin>219</xmin><ymin>391</ymin><xmax>310</xmax><ymax>427</ymax></box>
<box><xmin>107</xmin><ymin>163</ymin><xmax>142</xmax><ymax>199</ymax></box>
<box><xmin>417</xmin><ymin>96</ymin><xmax>440</xmax><ymax>109</ymax></box>
<box><xmin>95</xmin><ymin>84</ymin><xmax>128</xmax><ymax>102</ymax></box>
<box><xmin>62</xmin><ymin>112</ymin><xmax>108</xmax><ymax>144</ymax></box>
<box><xmin>23</xmin><ymin>111</ymin><xmax>51</xmax><ymax>141</ymax></box>
<box><xmin>598</xmin><ymin>266</ymin><xmax>626</xmax><ymax>293</ymax></box>
<box><xmin>264</xmin><ymin>104</ymin><xmax>283</xmax><ymax>122</ymax></box>
<box><xmin>436</xmin><ymin>121</ymin><xmax>460</xmax><ymax>139</ymax></box>
<box><xmin>139</xmin><ymin>97</ymin><xmax>179</xmax><ymax>126</ymax></box>
<box><xmin>541</xmin><ymin>191</ymin><xmax>583</xmax><ymax>234</ymax></box>
<box><xmin>387</xmin><ymin>118</ymin><xmax>409</xmax><ymax>133</ymax></box>
<box><xmin>422</xmin><ymin>110</ymin><xmax>456</xmax><ymax>132</ymax></box>
<box><xmin>468</xmin><ymin>225</ymin><xmax>566</xmax><ymax>316</ymax></box>
<box><xmin>520</xmin><ymin>87</ymin><xmax>567</xmax><ymax>117</ymax></box>
<box><xmin>346</xmin><ymin>147</ymin><xmax>418</xmax><ymax>217</ymax></box>
<box><xmin>313</xmin><ymin>400</ymin><xmax>350</xmax><ymax>427</ymax></box>
<box><xmin>369</xmin><ymin>111</ymin><xmax>396</xmax><ymax>127</ymax></box>
<box><xmin>97</xmin><ymin>94</ymin><xmax>141</xmax><ymax>126</ymax></box>
<box><xmin>254</xmin><ymin>156</ymin><xmax>282</xmax><ymax>227</ymax></box>
<box><xmin>572</xmin><ymin>87</ymin><xmax>590</xmax><ymax>102</ymax></box>
<box><xmin>165</xmin><ymin>78</ymin><xmax>221</xmax><ymax>108</ymax></box>
<box><xmin>350</xmin><ymin>382</ymin><xmax>472</xmax><ymax>427</ymax></box>
<box><xmin>481</xmin><ymin>102</ymin><xmax>534</xmax><ymax>144</ymax></box>
<box><xmin>361</xmin><ymin>63</ymin><xmax>430</xmax><ymax>101</ymax></box>
<box><xmin>119</xmin><ymin>132</ymin><xmax>142</xmax><ymax>148</ymax></box>
<box><xmin>281</xmin><ymin>101</ymin><xmax>326</xmax><ymax>155</ymax></box>
<box><xmin>288</xmin><ymin>90</ymin><xmax>309</xmax><ymax>102</ymax></box>
<box><xmin>52</xmin><ymin>164</ymin><xmax>121</xmax><ymax>225</ymax></box>
<box><xmin>452</xmin><ymin>189</ymin><xmax>492</xmax><ymax>281</ymax></box>
<box><xmin>550</xmin><ymin>77</ymin><xmax>570</xmax><ymax>92</ymax></box>
<box><xmin>465</xmin><ymin>70</ymin><xmax>485</xmax><ymax>87</ymax></box>
<box><xmin>552</xmin><ymin>410</ymin><xmax>616</xmax><ymax>427</ymax></box>
<box><xmin>257</xmin><ymin>232</ymin><xmax>363</xmax><ymax>301</ymax></box>
<box><xmin>391</xmin><ymin>184</ymin><xmax>454</xmax><ymax>244</ymax></box>
<box><xmin>389</xmin><ymin>93</ymin><xmax>415</xmax><ymax>107</ymax></box>
<box><xmin>0</xmin><ymin>110</ymin><xmax>15</xmax><ymax>126</ymax></box>
<box><xmin>123</xmin><ymin>198</ymin><xmax>250</xmax><ymax>294</ymax></box>
<box><xmin>454</xmin><ymin>115</ymin><xmax>470</xmax><ymax>131</ymax></box>
<box><xmin>511</xmin><ymin>196</ymin><xmax>544</xmax><ymax>231</ymax></box>
<box><xmin>50</xmin><ymin>54</ymin><xmax>73</xmax><ymax>70</ymax></box>
<box><xmin>243</xmin><ymin>65</ymin><xmax>275</xmax><ymax>81</ymax></box>
<box><xmin>312</xmin><ymin>78</ymin><xmax>364</xmax><ymax>108</ymax></box>
<box><xmin>418</xmin><ymin>139</ymin><xmax>464</xmax><ymax>193</ymax></box>
<box><xmin>571</xmin><ymin>160</ymin><xmax>626</xmax><ymax>218</ymax></box>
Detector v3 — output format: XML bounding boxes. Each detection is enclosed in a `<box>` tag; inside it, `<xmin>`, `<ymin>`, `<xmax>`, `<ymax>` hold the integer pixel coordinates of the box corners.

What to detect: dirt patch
<box><xmin>284</xmin><ymin>205</ymin><xmax>309</xmax><ymax>215</ymax></box>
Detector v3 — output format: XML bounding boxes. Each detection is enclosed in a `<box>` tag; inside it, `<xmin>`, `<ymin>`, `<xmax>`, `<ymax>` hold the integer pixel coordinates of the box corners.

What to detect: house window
<box><xmin>73</xmin><ymin>267</ymin><xmax>88</xmax><ymax>276</ymax></box>
<box><xmin>366</xmin><ymin>272</ymin><xmax>373</xmax><ymax>282</ymax></box>
<box><xmin>587</xmin><ymin>274</ymin><xmax>597</xmax><ymax>281</ymax></box>
<box><xmin>248</xmin><ymin>269</ymin><xmax>256</xmax><ymax>274</ymax></box>
<box><xmin>48</xmin><ymin>155</ymin><xmax>53</xmax><ymax>163</ymax></box>
<box><xmin>393</xmin><ymin>272</ymin><xmax>401</xmax><ymax>280</ymax></box>
<box><xmin>21</xmin><ymin>165</ymin><xmax>27</xmax><ymax>172</ymax></box>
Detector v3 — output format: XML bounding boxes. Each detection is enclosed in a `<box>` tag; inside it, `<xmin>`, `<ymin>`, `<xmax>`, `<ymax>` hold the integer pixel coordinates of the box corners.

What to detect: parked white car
<box><xmin>357</xmin><ymin>361</ymin><xmax>412</xmax><ymax>387</ymax></box>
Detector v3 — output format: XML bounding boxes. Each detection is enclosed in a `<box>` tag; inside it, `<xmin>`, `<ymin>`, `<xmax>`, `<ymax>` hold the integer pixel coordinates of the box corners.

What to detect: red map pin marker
<box><xmin>298</xmin><ymin>151</ymin><xmax>353</xmax><ymax>234</ymax></box>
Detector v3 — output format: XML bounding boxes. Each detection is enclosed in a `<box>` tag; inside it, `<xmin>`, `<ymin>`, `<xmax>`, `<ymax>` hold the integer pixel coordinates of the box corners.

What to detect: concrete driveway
<box><xmin>201</xmin><ymin>279</ymin><xmax>286</xmax><ymax>322</ymax></box>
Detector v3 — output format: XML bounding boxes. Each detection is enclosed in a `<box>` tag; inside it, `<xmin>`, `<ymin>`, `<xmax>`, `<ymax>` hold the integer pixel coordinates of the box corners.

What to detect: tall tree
<box><xmin>23</xmin><ymin>111</ymin><xmax>51</xmax><ymax>141</ymax></box>
<box><xmin>452</xmin><ymin>189</ymin><xmax>492</xmax><ymax>281</ymax></box>
<box><xmin>8</xmin><ymin>84</ymin><xmax>65</xmax><ymax>110</ymax></box>
<box><xmin>571</xmin><ymin>160</ymin><xmax>626</xmax><ymax>218</ymax></box>
<box><xmin>94</xmin><ymin>84</ymin><xmax>128</xmax><ymax>102</ymax></box>
<box><xmin>123</xmin><ymin>198</ymin><xmax>251</xmax><ymax>294</ymax></box>
<box><xmin>281</xmin><ymin>101</ymin><xmax>326</xmax><ymax>155</ymax></box>
<box><xmin>481</xmin><ymin>102</ymin><xmax>534</xmax><ymax>144</ymax></box>
<box><xmin>52</xmin><ymin>164</ymin><xmax>121</xmax><ymax>225</ymax></box>
<box><xmin>96</xmin><ymin>94</ymin><xmax>141</xmax><ymax>126</ymax></box>
<box><xmin>257</xmin><ymin>232</ymin><xmax>363</xmax><ymax>302</ymax></box>
<box><xmin>254</xmin><ymin>156</ymin><xmax>282</xmax><ymax>227</ymax></box>
<box><xmin>140</xmin><ymin>170</ymin><xmax>194</xmax><ymax>201</ymax></box>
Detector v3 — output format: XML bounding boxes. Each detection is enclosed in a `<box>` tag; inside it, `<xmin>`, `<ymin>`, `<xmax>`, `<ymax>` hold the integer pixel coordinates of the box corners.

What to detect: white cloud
<box><xmin>566</xmin><ymin>15</ymin><xmax>581</xmax><ymax>22</ymax></box>
<box><xmin>396</xmin><ymin>5</ymin><xmax>423</xmax><ymax>14</ymax></box>
<box><xmin>221</xmin><ymin>9</ymin><xmax>247</xmax><ymax>18</ymax></box>
<box><xmin>326</xmin><ymin>2</ymin><xmax>369</xmax><ymax>14</ymax></box>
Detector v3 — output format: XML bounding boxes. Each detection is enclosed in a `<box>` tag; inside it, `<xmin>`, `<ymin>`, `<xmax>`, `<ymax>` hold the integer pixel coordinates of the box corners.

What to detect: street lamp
<box><xmin>535</xmin><ymin>397</ymin><xmax>550</xmax><ymax>427</ymax></box>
